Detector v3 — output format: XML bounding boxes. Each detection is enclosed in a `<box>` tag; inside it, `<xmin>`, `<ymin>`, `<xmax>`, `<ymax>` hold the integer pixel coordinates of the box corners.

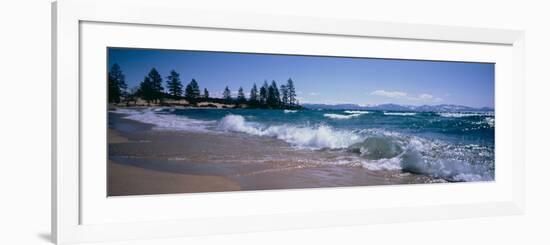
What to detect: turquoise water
<box><xmin>116</xmin><ymin>108</ymin><xmax>495</xmax><ymax>182</ymax></box>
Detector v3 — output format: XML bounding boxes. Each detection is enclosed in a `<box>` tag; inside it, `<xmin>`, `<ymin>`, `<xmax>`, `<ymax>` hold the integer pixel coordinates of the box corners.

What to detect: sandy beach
<box><xmin>108</xmin><ymin>116</ymin><xmax>242</xmax><ymax>196</ymax></box>
<box><xmin>108</xmin><ymin>112</ymin><xmax>437</xmax><ymax>196</ymax></box>
<box><xmin>108</xmin><ymin>160</ymin><xmax>240</xmax><ymax>196</ymax></box>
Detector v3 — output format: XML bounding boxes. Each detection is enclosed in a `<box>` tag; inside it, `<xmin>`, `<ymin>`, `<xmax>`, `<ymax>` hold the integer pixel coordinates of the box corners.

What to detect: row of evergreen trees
<box><xmin>108</xmin><ymin>63</ymin><xmax>301</xmax><ymax>109</ymax></box>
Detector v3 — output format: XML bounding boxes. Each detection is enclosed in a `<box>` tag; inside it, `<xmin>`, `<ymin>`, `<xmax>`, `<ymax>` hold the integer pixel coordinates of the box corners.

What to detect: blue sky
<box><xmin>108</xmin><ymin>47</ymin><xmax>494</xmax><ymax>108</ymax></box>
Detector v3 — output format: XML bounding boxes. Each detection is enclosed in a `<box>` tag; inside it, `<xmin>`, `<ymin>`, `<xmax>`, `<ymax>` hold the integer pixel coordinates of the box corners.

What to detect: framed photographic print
<box><xmin>52</xmin><ymin>0</ymin><xmax>525</xmax><ymax>244</ymax></box>
<box><xmin>106</xmin><ymin>47</ymin><xmax>496</xmax><ymax>196</ymax></box>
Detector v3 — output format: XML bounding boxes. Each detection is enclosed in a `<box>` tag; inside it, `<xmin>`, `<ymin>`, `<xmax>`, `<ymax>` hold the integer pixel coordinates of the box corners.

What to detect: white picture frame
<box><xmin>52</xmin><ymin>0</ymin><xmax>525</xmax><ymax>244</ymax></box>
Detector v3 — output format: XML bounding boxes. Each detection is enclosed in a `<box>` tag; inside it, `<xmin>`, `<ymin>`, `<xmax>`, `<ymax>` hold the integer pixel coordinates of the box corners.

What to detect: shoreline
<box><xmin>108</xmin><ymin>115</ymin><xmax>242</xmax><ymax>196</ymax></box>
<box><xmin>108</xmin><ymin>112</ymin><xmax>437</xmax><ymax>196</ymax></box>
<box><xmin>109</xmin><ymin>99</ymin><xmax>304</xmax><ymax>111</ymax></box>
<box><xmin>108</xmin><ymin>160</ymin><xmax>241</xmax><ymax>196</ymax></box>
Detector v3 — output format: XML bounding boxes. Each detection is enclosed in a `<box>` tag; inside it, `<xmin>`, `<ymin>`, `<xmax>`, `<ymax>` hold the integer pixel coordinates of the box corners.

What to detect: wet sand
<box><xmin>108</xmin><ymin>112</ymin><xmax>435</xmax><ymax>196</ymax></box>
<box><xmin>108</xmin><ymin>160</ymin><xmax>240</xmax><ymax>196</ymax></box>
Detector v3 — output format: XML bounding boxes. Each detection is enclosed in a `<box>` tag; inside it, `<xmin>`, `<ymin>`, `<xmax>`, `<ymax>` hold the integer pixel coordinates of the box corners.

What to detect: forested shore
<box><xmin>108</xmin><ymin>63</ymin><xmax>303</xmax><ymax>109</ymax></box>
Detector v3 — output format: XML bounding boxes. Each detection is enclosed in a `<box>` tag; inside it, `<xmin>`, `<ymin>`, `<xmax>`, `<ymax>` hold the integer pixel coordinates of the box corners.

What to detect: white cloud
<box><xmin>308</xmin><ymin>92</ymin><xmax>320</xmax><ymax>96</ymax></box>
<box><xmin>432</xmin><ymin>97</ymin><xmax>444</xmax><ymax>103</ymax></box>
<box><xmin>418</xmin><ymin>93</ymin><xmax>433</xmax><ymax>100</ymax></box>
<box><xmin>371</xmin><ymin>90</ymin><xmax>443</xmax><ymax>103</ymax></box>
<box><xmin>370</xmin><ymin>90</ymin><xmax>407</xmax><ymax>98</ymax></box>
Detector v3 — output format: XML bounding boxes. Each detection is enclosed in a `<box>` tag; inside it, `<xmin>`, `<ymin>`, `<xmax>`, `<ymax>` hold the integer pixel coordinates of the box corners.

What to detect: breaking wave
<box><xmin>438</xmin><ymin>112</ymin><xmax>494</xmax><ymax>118</ymax></box>
<box><xmin>383</xmin><ymin>112</ymin><xmax>417</xmax><ymax>116</ymax></box>
<box><xmin>219</xmin><ymin>114</ymin><xmax>362</xmax><ymax>149</ymax></box>
<box><xmin>485</xmin><ymin>117</ymin><xmax>495</xmax><ymax>127</ymax></box>
<box><xmin>323</xmin><ymin>113</ymin><xmax>362</xmax><ymax>120</ymax></box>
<box><xmin>217</xmin><ymin>115</ymin><xmax>494</xmax><ymax>182</ymax></box>
<box><xmin>344</xmin><ymin>110</ymin><xmax>370</xmax><ymax>114</ymax></box>
<box><xmin>115</xmin><ymin>108</ymin><xmax>215</xmax><ymax>132</ymax></box>
<box><xmin>112</xmin><ymin>109</ymin><xmax>494</xmax><ymax>182</ymax></box>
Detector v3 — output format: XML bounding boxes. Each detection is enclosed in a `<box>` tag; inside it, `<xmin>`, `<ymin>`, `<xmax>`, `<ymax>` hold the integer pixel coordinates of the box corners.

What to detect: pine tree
<box><xmin>185</xmin><ymin>79</ymin><xmax>201</xmax><ymax>101</ymax></box>
<box><xmin>237</xmin><ymin>87</ymin><xmax>246</xmax><ymax>104</ymax></box>
<box><xmin>249</xmin><ymin>83</ymin><xmax>258</xmax><ymax>107</ymax></box>
<box><xmin>273</xmin><ymin>81</ymin><xmax>281</xmax><ymax>105</ymax></box>
<box><xmin>165</xmin><ymin>70</ymin><xmax>183</xmax><ymax>99</ymax></box>
<box><xmin>259</xmin><ymin>81</ymin><xmax>268</xmax><ymax>106</ymax></box>
<box><xmin>267</xmin><ymin>80</ymin><xmax>281</xmax><ymax>108</ymax></box>
<box><xmin>108</xmin><ymin>63</ymin><xmax>127</xmax><ymax>103</ymax></box>
<box><xmin>286</xmin><ymin>78</ymin><xmax>297</xmax><ymax>107</ymax></box>
<box><xmin>203</xmin><ymin>88</ymin><xmax>209</xmax><ymax>99</ymax></box>
<box><xmin>223</xmin><ymin>86</ymin><xmax>232</xmax><ymax>102</ymax></box>
<box><xmin>249</xmin><ymin>83</ymin><xmax>258</xmax><ymax>102</ymax></box>
<box><xmin>280</xmin><ymin>84</ymin><xmax>289</xmax><ymax>107</ymax></box>
<box><xmin>138</xmin><ymin>76</ymin><xmax>154</xmax><ymax>104</ymax></box>
<box><xmin>147</xmin><ymin>68</ymin><xmax>163</xmax><ymax>103</ymax></box>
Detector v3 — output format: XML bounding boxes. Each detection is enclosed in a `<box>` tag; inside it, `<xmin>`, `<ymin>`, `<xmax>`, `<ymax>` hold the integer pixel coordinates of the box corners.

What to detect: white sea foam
<box><xmin>383</xmin><ymin>112</ymin><xmax>416</xmax><ymax>116</ymax></box>
<box><xmin>471</xmin><ymin>117</ymin><xmax>495</xmax><ymax>129</ymax></box>
<box><xmin>438</xmin><ymin>112</ymin><xmax>494</xmax><ymax>118</ymax></box>
<box><xmin>117</xmin><ymin>109</ymin><xmax>215</xmax><ymax>132</ymax></box>
<box><xmin>284</xmin><ymin>109</ymin><xmax>298</xmax><ymax>113</ymax></box>
<box><xmin>399</xmin><ymin>137</ymin><xmax>494</xmax><ymax>182</ymax></box>
<box><xmin>323</xmin><ymin>113</ymin><xmax>361</xmax><ymax>119</ymax></box>
<box><xmin>218</xmin><ymin>114</ymin><xmax>493</xmax><ymax>181</ymax></box>
<box><xmin>348</xmin><ymin>130</ymin><xmax>493</xmax><ymax>181</ymax></box>
<box><xmin>110</xmin><ymin>108</ymin><xmax>144</xmax><ymax>115</ymax></box>
<box><xmin>485</xmin><ymin>117</ymin><xmax>495</xmax><ymax>127</ymax></box>
<box><xmin>218</xmin><ymin>114</ymin><xmax>264</xmax><ymax>135</ymax></box>
<box><xmin>114</xmin><ymin>109</ymin><xmax>493</xmax><ymax>182</ymax></box>
<box><xmin>344</xmin><ymin>110</ymin><xmax>370</xmax><ymax>114</ymax></box>
<box><xmin>218</xmin><ymin>114</ymin><xmax>363</xmax><ymax>149</ymax></box>
<box><xmin>360</xmin><ymin>156</ymin><xmax>403</xmax><ymax>171</ymax></box>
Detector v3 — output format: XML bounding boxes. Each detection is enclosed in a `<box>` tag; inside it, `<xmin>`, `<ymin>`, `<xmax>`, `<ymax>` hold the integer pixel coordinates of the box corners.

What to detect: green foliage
<box><xmin>286</xmin><ymin>78</ymin><xmax>297</xmax><ymax>106</ymax></box>
<box><xmin>259</xmin><ymin>81</ymin><xmax>268</xmax><ymax>105</ymax></box>
<box><xmin>249</xmin><ymin>83</ymin><xmax>258</xmax><ymax>106</ymax></box>
<box><xmin>108</xmin><ymin>63</ymin><xmax>127</xmax><ymax>103</ymax></box>
<box><xmin>138</xmin><ymin>76</ymin><xmax>154</xmax><ymax>103</ymax></box>
<box><xmin>138</xmin><ymin>68</ymin><xmax>164</xmax><ymax>104</ymax></box>
<box><xmin>223</xmin><ymin>86</ymin><xmax>232</xmax><ymax>102</ymax></box>
<box><xmin>280</xmin><ymin>84</ymin><xmax>288</xmax><ymax>106</ymax></box>
<box><xmin>150</xmin><ymin>68</ymin><xmax>163</xmax><ymax>99</ymax></box>
<box><xmin>267</xmin><ymin>80</ymin><xmax>281</xmax><ymax>108</ymax></box>
<box><xmin>237</xmin><ymin>87</ymin><xmax>246</xmax><ymax>104</ymax></box>
<box><xmin>120</xmin><ymin>65</ymin><xmax>301</xmax><ymax>110</ymax></box>
<box><xmin>185</xmin><ymin>79</ymin><xmax>201</xmax><ymax>101</ymax></box>
<box><xmin>166</xmin><ymin>70</ymin><xmax>183</xmax><ymax>98</ymax></box>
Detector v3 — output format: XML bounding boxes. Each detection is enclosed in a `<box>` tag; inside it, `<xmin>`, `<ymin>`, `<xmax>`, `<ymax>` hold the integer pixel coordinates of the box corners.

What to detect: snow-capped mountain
<box><xmin>302</xmin><ymin>103</ymin><xmax>493</xmax><ymax>112</ymax></box>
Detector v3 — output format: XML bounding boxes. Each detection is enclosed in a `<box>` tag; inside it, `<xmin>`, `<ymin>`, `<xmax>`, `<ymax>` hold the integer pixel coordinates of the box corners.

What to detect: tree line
<box><xmin>108</xmin><ymin>63</ymin><xmax>301</xmax><ymax>109</ymax></box>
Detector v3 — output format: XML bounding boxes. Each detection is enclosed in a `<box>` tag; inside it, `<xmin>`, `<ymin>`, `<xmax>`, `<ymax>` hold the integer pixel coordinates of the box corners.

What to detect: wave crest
<box><xmin>219</xmin><ymin>115</ymin><xmax>362</xmax><ymax>149</ymax></box>
<box><xmin>115</xmin><ymin>110</ymin><xmax>494</xmax><ymax>182</ymax></box>
<box><xmin>117</xmin><ymin>109</ymin><xmax>215</xmax><ymax>131</ymax></box>
<box><xmin>218</xmin><ymin>115</ymin><xmax>493</xmax><ymax>182</ymax></box>
<box><xmin>344</xmin><ymin>110</ymin><xmax>370</xmax><ymax>114</ymax></box>
<box><xmin>438</xmin><ymin>112</ymin><xmax>494</xmax><ymax>118</ymax></box>
<box><xmin>323</xmin><ymin>113</ymin><xmax>361</xmax><ymax>119</ymax></box>
<box><xmin>383</xmin><ymin>112</ymin><xmax>416</xmax><ymax>116</ymax></box>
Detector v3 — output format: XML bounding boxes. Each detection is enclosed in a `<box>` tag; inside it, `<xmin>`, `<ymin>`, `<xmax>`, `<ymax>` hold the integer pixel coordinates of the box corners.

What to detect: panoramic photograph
<box><xmin>107</xmin><ymin>47</ymin><xmax>495</xmax><ymax>196</ymax></box>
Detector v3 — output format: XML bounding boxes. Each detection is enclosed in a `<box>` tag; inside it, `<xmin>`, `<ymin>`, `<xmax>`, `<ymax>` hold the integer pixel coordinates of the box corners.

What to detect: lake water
<box><xmin>112</xmin><ymin>108</ymin><xmax>495</xmax><ymax>182</ymax></box>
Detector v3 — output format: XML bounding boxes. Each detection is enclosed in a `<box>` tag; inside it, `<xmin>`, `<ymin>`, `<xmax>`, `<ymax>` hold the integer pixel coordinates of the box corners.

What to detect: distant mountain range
<box><xmin>302</xmin><ymin>103</ymin><xmax>494</xmax><ymax>112</ymax></box>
